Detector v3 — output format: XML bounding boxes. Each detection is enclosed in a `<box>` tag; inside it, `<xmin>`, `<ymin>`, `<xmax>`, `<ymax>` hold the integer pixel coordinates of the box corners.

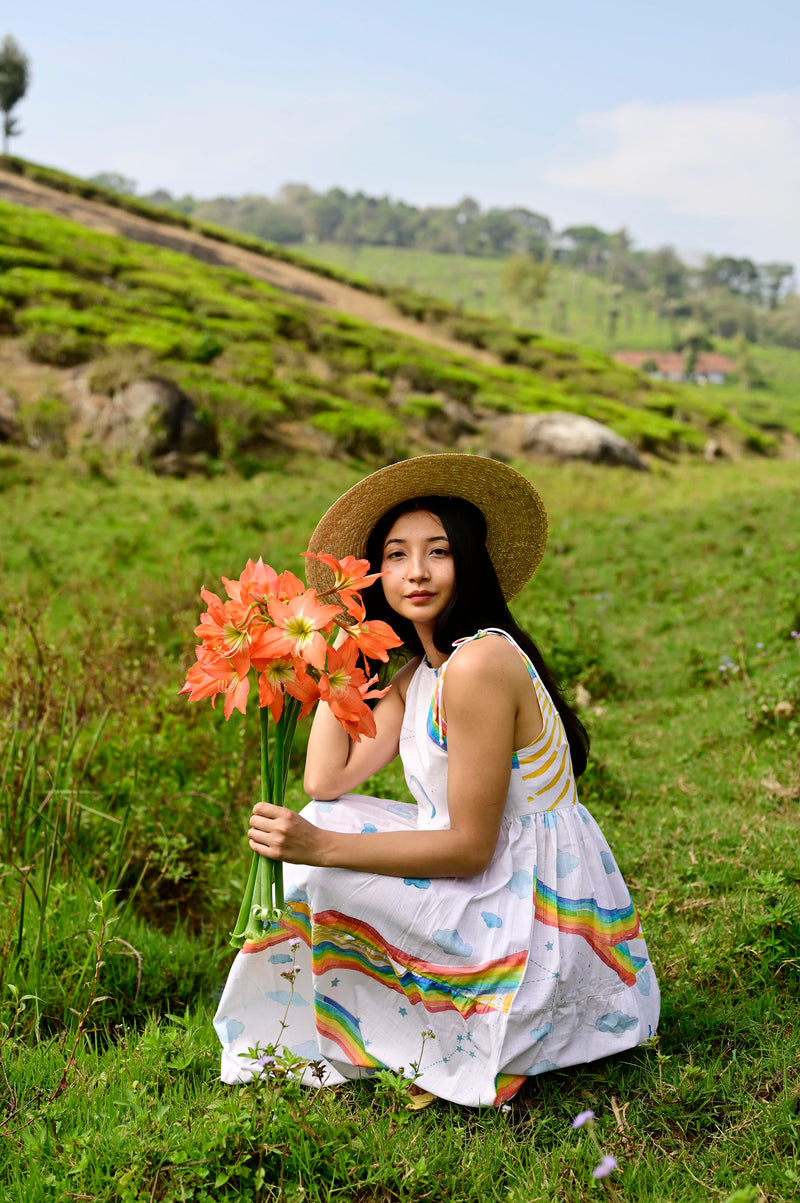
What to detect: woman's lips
<box><xmin>406</xmin><ymin>591</ymin><xmax>435</xmax><ymax>602</ymax></box>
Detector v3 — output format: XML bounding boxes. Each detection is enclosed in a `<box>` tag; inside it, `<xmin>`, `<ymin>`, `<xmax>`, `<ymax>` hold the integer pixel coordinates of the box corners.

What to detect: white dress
<box><xmin>214</xmin><ymin>629</ymin><xmax>659</xmax><ymax>1107</ymax></box>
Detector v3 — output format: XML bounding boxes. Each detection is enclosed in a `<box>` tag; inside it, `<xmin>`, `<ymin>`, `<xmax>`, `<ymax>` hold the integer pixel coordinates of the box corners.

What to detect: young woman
<box><xmin>214</xmin><ymin>454</ymin><xmax>659</xmax><ymax>1107</ymax></box>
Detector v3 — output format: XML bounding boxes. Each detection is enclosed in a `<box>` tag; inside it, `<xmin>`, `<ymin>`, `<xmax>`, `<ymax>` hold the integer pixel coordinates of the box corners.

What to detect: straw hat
<box><xmin>306</xmin><ymin>453</ymin><xmax>547</xmax><ymax>601</ymax></box>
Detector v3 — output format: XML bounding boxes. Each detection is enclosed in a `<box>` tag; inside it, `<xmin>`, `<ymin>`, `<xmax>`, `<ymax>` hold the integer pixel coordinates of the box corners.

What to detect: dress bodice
<box><xmin>398</xmin><ymin>629</ymin><xmax>579</xmax><ymax>831</ymax></box>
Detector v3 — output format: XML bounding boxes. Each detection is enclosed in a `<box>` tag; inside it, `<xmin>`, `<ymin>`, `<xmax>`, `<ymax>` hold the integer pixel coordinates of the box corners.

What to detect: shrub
<box><xmin>19</xmin><ymin>389</ymin><xmax>73</xmax><ymax>455</ymax></box>
<box><xmin>399</xmin><ymin>393</ymin><xmax>445</xmax><ymax>418</ymax></box>
<box><xmin>87</xmin><ymin>348</ymin><xmax>160</xmax><ymax>395</ymax></box>
<box><xmin>23</xmin><ymin>326</ymin><xmax>96</xmax><ymax>366</ymax></box>
<box><xmin>312</xmin><ymin>405</ymin><xmax>405</xmax><ymax>458</ymax></box>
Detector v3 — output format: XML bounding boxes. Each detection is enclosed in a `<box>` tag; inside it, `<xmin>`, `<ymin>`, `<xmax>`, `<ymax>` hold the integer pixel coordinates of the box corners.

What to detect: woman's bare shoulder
<box><xmin>444</xmin><ymin>634</ymin><xmax>523</xmax><ymax>684</ymax></box>
<box><xmin>386</xmin><ymin>655</ymin><xmax>423</xmax><ymax>702</ymax></box>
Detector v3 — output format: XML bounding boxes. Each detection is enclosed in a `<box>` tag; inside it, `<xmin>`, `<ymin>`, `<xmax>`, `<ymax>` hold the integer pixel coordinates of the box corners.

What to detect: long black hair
<box><xmin>363</xmin><ymin>496</ymin><xmax>590</xmax><ymax>777</ymax></box>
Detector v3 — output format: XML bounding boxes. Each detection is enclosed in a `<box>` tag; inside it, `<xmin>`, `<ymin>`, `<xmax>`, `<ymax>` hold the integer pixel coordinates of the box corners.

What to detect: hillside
<box><xmin>0</xmin><ymin>158</ymin><xmax>787</xmax><ymax>469</ymax></box>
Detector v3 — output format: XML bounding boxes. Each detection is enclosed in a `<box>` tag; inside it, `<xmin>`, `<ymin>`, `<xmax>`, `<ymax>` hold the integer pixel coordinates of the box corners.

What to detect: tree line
<box><xmin>90</xmin><ymin>173</ymin><xmax>799</xmax><ymax>350</ymax></box>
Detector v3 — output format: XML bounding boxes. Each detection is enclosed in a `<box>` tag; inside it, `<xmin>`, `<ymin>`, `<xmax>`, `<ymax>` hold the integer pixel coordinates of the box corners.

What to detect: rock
<box><xmin>424</xmin><ymin>397</ymin><xmax>478</xmax><ymax>443</ymax></box>
<box><xmin>0</xmin><ymin>389</ymin><xmax>22</xmax><ymax>444</ymax></box>
<box><xmin>70</xmin><ymin>374</ymin><xmax>219</xmax><ymax>464</ymax></box>
<box><xmin>486</xmin><ymin>411</ymin><xmax>648</xmax><ymax>470</ymax></box>
<box><xmin>774</xmin><ymin>700</ymin><xmax>795</xmax><ymax>719</ymax></box>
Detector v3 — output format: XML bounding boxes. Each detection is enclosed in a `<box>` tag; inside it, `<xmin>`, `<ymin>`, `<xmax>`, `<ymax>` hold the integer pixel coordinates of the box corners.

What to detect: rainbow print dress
<box><xmin>214</xmin><ymin>629</ymin><xmax>659</xmax><ymax>1106</ymax></box>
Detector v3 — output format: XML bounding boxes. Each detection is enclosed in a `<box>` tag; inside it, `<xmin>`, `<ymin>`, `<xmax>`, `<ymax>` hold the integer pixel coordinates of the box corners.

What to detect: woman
<box><xmin>214</xmin><ymin>454</ymin><xmax>659</xmax><ymax>1107</ymax></box>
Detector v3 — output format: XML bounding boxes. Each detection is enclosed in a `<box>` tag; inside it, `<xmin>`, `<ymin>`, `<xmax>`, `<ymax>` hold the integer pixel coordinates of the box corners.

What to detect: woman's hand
<box><xmin>248</xmin><ymin>803</ymin><xmax>331</xmax><ymax>865</ymax></box>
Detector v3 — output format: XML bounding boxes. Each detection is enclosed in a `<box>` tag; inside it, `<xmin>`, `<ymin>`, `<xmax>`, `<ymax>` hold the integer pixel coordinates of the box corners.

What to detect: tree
<box><xmin>759</xmin><ymin>262</ymin><xmax>795</xmax><ymax>310</ymax></box>
<box><xmin>502</xmin><ymin>254</ymin><xmax>551</xmax><ymax>314</ymax></box>
<box><xmin>676</xmin><ymin>320</ymin><xmax>713</xmax><ymax>377</ymax></box>
<box><xmin>88</xmin><ymin>172</ymin><xmax>138</xmax><ymax>195</ymax></box>
<box><xmin>701</xmin><ymin>255</ymin><xmax>760</xmax><ymax>299</ymax></box>
<box><xmin>0</xmin><ymin>34</ymin><xmax>30</xmax><ymax>155</ymax></box>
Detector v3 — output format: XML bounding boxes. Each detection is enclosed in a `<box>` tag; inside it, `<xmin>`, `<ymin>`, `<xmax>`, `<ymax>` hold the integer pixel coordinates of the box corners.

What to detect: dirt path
<box><xmin>0</xmin><ymin>170</ymin><xmax>495</xmax><ymax>364</ymax></box>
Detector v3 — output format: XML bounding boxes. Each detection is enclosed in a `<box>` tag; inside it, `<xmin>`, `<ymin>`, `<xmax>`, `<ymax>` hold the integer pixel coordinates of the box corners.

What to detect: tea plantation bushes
<box><xmin>0</xmin><ymin>195</ymin><xmax>775</xmax><ymax>468</ymax></box>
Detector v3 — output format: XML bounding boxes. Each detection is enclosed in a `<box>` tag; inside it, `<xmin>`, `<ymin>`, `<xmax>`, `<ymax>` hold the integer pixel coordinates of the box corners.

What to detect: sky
<box><xmin>4</xmin><ymin>0</ymin><xmax>800</xmax><ymax>269</ymax></box>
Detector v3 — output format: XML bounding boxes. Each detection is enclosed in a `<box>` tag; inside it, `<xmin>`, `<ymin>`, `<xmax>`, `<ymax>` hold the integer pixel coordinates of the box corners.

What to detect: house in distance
<box><xmin>614</xmin><ymin>351</ymin><xmax>735</xmax><ymax>385</ymax></box>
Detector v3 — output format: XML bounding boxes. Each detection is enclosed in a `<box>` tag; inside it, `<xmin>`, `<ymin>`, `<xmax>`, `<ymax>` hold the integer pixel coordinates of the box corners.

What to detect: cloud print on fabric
<box><xmin>215</xmin><ymin>1016</ymin><xmax>245</xmax><ymax>1043</ymax></box>
<box><xmin>432</xmin><ymin>929</ymin><xmax>473</xmax><ymax>957</ymax></box>
<box><xmin>595</xmin><ymin>1010</ymin><xmax>638</xmax><ymax>1034</ymax></box>
<box><xmin>505</xmin><ymin>870</ymin><xmax>534</xmax><ymax>898</ymax></box>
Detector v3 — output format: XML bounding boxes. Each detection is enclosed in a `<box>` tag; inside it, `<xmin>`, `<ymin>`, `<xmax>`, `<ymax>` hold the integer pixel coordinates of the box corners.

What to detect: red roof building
<box><xmin>614</xmin><ymin>351</ymin><xmax>735</xmax><ymax>383</ymax></box>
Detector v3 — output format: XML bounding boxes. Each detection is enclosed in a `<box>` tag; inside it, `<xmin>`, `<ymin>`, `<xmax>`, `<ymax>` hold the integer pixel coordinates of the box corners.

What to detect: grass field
<box><xmin>2</xmin><ymin>447</ymin><xmax>799</xmax><ymax>1201</ymax></box>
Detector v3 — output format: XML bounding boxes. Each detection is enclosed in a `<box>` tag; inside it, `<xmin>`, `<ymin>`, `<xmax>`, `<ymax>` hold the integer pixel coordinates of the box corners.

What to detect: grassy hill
<box><xmin>0</xmin><ymin>160</ymin><xmax>790</xmax><ymax>467</ymax></box>
<box><xmin>303</xmin><ymin>242</ymin><xmax>800</xmax><ymax>441</ymax></box>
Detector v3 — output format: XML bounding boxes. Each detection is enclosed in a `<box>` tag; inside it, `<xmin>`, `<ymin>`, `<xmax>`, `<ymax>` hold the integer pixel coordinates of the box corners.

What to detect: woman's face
<box><xmin>380</xmin><ymin>510</ymin><xmax>455</xmax><ymax>628</ymax></box>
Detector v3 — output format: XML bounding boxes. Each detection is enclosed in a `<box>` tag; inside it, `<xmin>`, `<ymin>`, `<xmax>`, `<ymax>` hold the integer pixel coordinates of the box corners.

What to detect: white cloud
<box><xmin>544</xmin><ymin>93</ymin><xmax>800</xmax><ymax>263</ymax></box>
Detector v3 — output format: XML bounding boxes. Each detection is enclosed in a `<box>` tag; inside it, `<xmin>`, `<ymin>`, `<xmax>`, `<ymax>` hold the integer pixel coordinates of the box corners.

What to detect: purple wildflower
<box><xmin>255</xmin><ymin>1053</ymin><xmax>276</xmax><ymax>1069</ymax></box>
<box><xmin>571</xmin><ymin>1109</ymin><xmax>595</xmax><ymax>1129</ymax></box>
<box><xmin>592</xmin><ymin>1155</ymin><xmax>618</xmax><ymax>1180</ymax></box>
<box><xmin>289</xmin><ymin>938</ymin><xmax>301</xmax><ymax>950</ymax></box>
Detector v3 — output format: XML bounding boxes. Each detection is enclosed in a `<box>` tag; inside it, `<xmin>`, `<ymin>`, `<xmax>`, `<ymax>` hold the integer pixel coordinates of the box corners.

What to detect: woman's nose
<box><xmin>407</xmin><ymin>553</ymin><xmax>430</xmax><ymax>580</ymax></box>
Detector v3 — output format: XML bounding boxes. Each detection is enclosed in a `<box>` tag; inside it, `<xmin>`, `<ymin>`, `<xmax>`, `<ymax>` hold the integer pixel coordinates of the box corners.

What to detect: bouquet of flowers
<box><xmin>180</xmin><ymin>553</ymin><xmax>403</xmax><ymax>947</ymax></box>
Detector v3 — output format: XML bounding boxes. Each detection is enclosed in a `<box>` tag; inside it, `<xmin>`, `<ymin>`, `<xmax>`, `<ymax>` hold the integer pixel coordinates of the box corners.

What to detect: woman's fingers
<box><xmin>247</xmin><ymin>805</ymin><xmax>323</xmax><ymax>865</ymax></box>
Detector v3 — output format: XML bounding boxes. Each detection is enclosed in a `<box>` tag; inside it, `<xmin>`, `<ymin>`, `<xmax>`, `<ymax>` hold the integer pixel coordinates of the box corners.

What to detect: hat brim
<box><xmin>306</xmin><ymin>453</ymin><xmax>547</xmax><ymax>601</ymax></box>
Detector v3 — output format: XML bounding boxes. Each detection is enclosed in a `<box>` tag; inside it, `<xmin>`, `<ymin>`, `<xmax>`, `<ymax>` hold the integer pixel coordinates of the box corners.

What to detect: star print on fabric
<box><xmin>330</xmin><ymin>978</ymin><xmax>339</xmax><ymax>987</ymax></box>
<box><xmin>545</xmin><ymin>941</ymin><xmax>554</xmax><ymax>951</ymax></box>
<box><xmin>399</xmin><ymin>1007</ymin><xmax>407</xmax><ymax>1016</ymax></box>
<box><xmin>468</xmin><ymin>1051</ymin><xmax>476</xmax><ymax>1058</ymax></box>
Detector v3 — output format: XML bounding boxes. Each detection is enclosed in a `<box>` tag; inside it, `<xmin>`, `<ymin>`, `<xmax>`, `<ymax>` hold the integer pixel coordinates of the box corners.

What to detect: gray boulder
<box><xmin>487</xmin><ymin>411</ymin><xmax>647</xmax><ymax>470</ymax></box>
<box><xmin>72</xmin><ymin>376</ymin><xmax>219</xmax><ymax>463</ymax></box>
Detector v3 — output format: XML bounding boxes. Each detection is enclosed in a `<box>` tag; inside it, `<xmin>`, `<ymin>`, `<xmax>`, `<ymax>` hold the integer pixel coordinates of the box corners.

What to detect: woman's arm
<box><xmin>252</xmin><ymin>638</ymin><xmax>524</xmax><ymax>878</ymax></box>
<box><xmin>303</xmin><ymin>656</ymin><xmax>419</xmax><ymax>799</ymax></box>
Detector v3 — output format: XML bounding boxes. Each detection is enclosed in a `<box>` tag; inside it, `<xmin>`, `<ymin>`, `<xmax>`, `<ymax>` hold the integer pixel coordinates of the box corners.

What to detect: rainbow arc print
<box><xmin>244</xmin><ymin>901</ymin><xmax>527</xmax><ymax>1018</ymax></box>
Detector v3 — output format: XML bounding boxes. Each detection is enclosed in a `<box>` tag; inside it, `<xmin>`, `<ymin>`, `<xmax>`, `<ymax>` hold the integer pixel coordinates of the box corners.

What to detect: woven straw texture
<box><xmin>306</xmin><ymin>454</ymin><xmax>547</xmax><ymax>601</ymax></box>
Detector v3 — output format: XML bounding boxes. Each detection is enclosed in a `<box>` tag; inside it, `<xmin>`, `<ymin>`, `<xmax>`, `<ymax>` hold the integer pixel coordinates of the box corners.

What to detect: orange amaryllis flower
<box><xmin>285</xmin><ymin>670</ymin><xmax>321</xmax><ymax>720</ymax></box>
<box><xmin>303</xmin><ymin>552</ymin><xmax>383</xmax><ymax>609</ymax></box>
<box><xmin>317</xmin><ymin>641</ymin><xmax>390</xmax><ymax>742</ymax></box>
<box><xmin>263</xmin><ymin>590</ymin><xmax>341</xmax><ymax>670</ymax></box>
<box><xmin>341</xmin><ymin>598</ymin><xmax>405</xmax><ymax>663</ymax></box>
<box><xmin>238</xmin><ymin>557</ymin><xmax>281</xmax><ymax>608</ymax></box>
<box><xmin>256</xmin><ymin>655</ymin><xmax>307</xmax><ymax>723</ymax></box>
<box><xmin>179</xmin><ymin>647</ymin><xmax>250</xmax><ymax>721</ymax></box>
<box><xmin>276</xmin><ymin>569</ymin><xmax>307</xmax><ymax>602</ymax></box>
<box><xmin>193</xmin><ymin>586</ymin><xmax>257</xmax><ymax>676</ymax></box>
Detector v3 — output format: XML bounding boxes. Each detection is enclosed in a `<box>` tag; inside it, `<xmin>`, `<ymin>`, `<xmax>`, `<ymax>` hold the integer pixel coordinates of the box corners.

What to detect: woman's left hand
<box><xmin>248</xmin><ymin>802</ymin><xmax>330</xmax><ymax>865</ymax></box>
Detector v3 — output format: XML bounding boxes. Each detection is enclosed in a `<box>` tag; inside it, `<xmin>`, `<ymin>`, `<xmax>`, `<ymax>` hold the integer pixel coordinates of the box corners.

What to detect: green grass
<box><xmin>1</xmin><ymin>449</ymin><xmax>799</xmax><ymax>1199</ymax></box>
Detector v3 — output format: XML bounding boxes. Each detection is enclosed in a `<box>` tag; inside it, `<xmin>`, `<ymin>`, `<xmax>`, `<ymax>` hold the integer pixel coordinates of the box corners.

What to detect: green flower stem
<box><xmin>229</xmin><ymin>699</ymin><xmax>300</xmax><ymax>950</ymax></box>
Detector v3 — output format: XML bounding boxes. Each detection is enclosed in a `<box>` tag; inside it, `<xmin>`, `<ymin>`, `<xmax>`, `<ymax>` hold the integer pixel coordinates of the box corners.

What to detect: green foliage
<box><xmin>0</xmin><ymin>36</ymin><xmax>30</xmax><ymax>154</ymax></box>
<box><xmin>312</xmin><ymin>404</ymin><xmax>406</xmax><ymax>458</ymax></box>
<box><xmin>23</xmin><ymin>326</ymin><xmax>96</xmax><ymax>366</ymax></box>
<box><xmin>1</xmin><ymin>455</ymin><xmax>800</xmax><ymax>1197</ymax></box>
<box><xmin>18</xmin><ymin>389</ymin><xmax>72</xmax><ymax>455</ymax></box>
